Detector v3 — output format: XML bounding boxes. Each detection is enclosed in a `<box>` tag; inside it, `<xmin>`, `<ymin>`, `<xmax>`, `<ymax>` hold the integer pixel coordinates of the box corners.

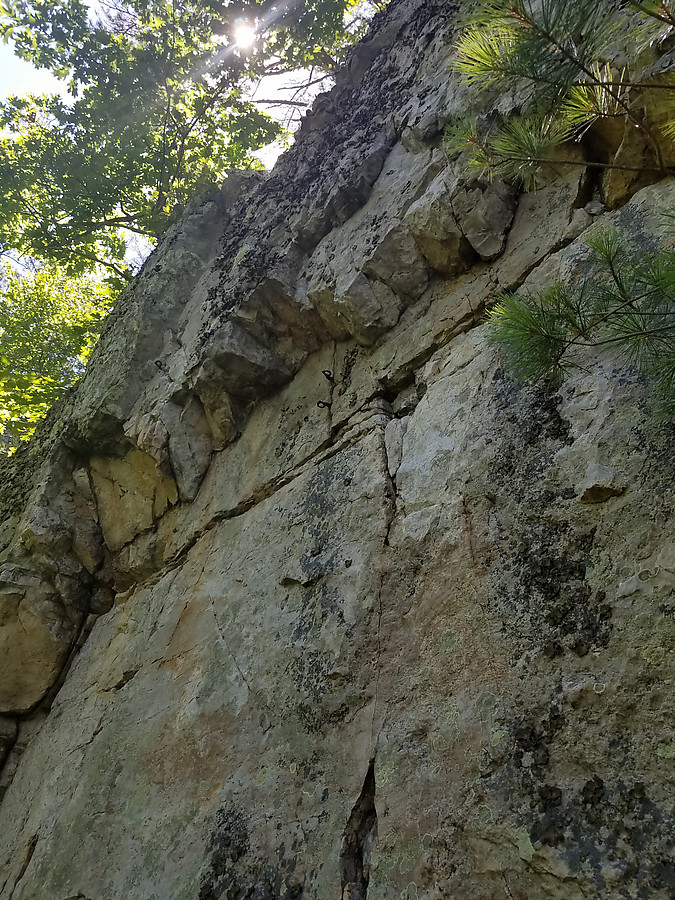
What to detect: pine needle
<box><xmin>488</xmin><ymin>114</ymin><xmax>576</xmax><ymax>188</ymax></box>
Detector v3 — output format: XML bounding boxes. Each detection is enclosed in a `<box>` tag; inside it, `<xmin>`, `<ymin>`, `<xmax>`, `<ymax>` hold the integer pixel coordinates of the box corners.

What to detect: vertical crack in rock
<box><xmin>208</xmin><ymin>595</ymin><xmax>253</xmax><ymax>696</ymax></box>
<box><xmin>40</xmin><ymin>610</ymin><xmax>101</xmax><ymax>711</ymax></box>
<box><xmin>370</xmin><ymin>412</ymin><xmax>398</xmax><ymax>745</ymax></box>
<box><xmin>7</xmin><ymin>833</ymin><xmax>38</xmax><ymax>900</ymax></box>
<box><xmin>340</xmin><ymin>761</ymin><xmax>377</xmax><ymax>900</ymax></box>
<box><xmin>0</xmin><ymin>716</ymin><xmax>18</xmax><ymax>774</ymax></box>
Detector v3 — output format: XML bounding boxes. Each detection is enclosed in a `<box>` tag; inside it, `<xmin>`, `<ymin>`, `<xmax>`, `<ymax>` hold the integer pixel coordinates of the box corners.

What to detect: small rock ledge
<box><xmin>0</xmin><ymin>1</ymin><xmax>673</xmax><ymax>898</ymax></box>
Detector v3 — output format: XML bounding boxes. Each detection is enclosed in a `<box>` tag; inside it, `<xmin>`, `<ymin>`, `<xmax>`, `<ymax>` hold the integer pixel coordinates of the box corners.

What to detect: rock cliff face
<box><xmin>0</xmin><ymin>1</ymin><xmax>674</xmax><ymax>898</ymax></box>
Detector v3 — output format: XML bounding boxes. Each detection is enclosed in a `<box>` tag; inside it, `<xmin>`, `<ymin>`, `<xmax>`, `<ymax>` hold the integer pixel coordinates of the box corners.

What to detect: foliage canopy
<box><xmin>0</xmin><ymin>263</ymin><xmax>112</xmax><ymax>443</ymax></box>
<box><xmin>0</xmin><ymin>0</ymin><xmax>373</xmax><ymax>442</ymax></box>
<box><xmin>0</xmin><ymin>0</ymin><xmax>368</xmax><ymax>279</ymax></box>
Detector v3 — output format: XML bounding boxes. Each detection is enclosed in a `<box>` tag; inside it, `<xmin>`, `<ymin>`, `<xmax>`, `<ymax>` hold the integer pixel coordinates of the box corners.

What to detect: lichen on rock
<box><xmin>0</xmin><ymin>0</ymin><xmax>673</xmax><ymax>898</ymax></box>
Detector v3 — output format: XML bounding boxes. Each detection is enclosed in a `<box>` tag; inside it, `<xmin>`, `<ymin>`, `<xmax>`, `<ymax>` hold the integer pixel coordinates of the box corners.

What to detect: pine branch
<box><xmin>629</xmin><ymin>0</ymin><xmax>675</xmax><ymax>26</ymax></box>
<box><xmin>519</xmin><ymin>6</ymin><xmax>666</xmax><ymax>168</ymax></box>
<box><xmin>445</xmin><ymin>121</ymin><xmax>673</xmax><ymax>181</ymax></box>
<box><xmin>565</xmin><ymin>323</ymin><xmax>675</xmax><ymax>349</ymax></box>
<box><xmin>453</xmin><ymin>0</ymin><xmax>674</xmax><ymax>171</ymax></box>
<box><xmin>487</xmin><ymin>224</ymin><xmax>675</xmax><ymax>412</ymax></box>
<box><xmin>67</xmin><ymin>248</ymin><xmax>131</xmax><ymax>280</ymax></box>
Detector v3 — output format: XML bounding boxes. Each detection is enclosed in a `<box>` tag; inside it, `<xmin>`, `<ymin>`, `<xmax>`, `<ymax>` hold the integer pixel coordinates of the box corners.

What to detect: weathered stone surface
<box><xmin>291</xmin><ymin>131</ymin><xmax>393</xmax><ymax>250</ymax></box>
<box><xmin>451</xmin><ymin>177</ymin><xmax>517</xmax><ymax>260</ymax></box>
<box><xmin>196</xmin><ymin>321</ymin><xmax>294</xmax><ymax>405</ymax></box>
<box><xmin>368</xmin><ymin>327</ymin><xmax>674</xmax><ymax>899</ymax></box>
<box><xmin>303</xmin><ymin>142</ymin><xmax>446</xmax><ymax>343</ymax></box>
<box><xmin>405</xmin><ymin>169</ymin><xmax>474</xmax><ymax>275</ymax></box>
<box><xmin>493</xmin><ymin>152</ymin><xmax>590</xmax><ymax>290</ymax></box>
<box><xmin>65</xmin><ymin>190</ymin><xmax>232</xmax><ymax>453</ymax></box>
<box><xmin>333</xmin><ymin>272</ymin><xmax>402</xmax><ymax>346</ymax></box>
<box><xmin>0</xmin><ymin>429</ymin><xmax>391</xmax><ymax>900</ymax></box>
<box><xmin>0</xmin><ymin>565</ymin><xmax>82</xmax><ymax>714</ymax></box>
<box><xmin>160</xmin><ymin>396</ymin><xmax>214</xmax><ymax>502</ymax></box>
<box><xmin>189</xmin><ymin>358</ymin><xmax>239</xmax><ymax>450</ymax></box>
<box><xmin>89</xmin><ymin>449</ymin><xmax>177</xmax><ymax>552</ymax></box>
<box><xmin>0</xmin><ymin>451</ymin><xmax>102</xmax><ymax>716</ymax></box>
<box><xmin>0</xmin><ymin>712</ymin><xmax>45</xmax><ymax>805</ymax></box>
<box><xmin>0</xmin><ymin>1</ymin><xmax>674</xmax><ymax>898</ymax></box>
<box><xmin>577</xmin><ymin>463</ymin><xmax>627</xmax><ymax>503</ymax></box>
<box><xmin>361</xmin><ymin>222</ymin><xmax>430</xmax><ymax>301</ymax></box>
<box><xmin>2</xmin><ymin>313</ymin><xmax>674</xmax><ymax>897</ymax></box>
<box><xmin>600</xmin><ymin>118</ymin><xmax>651</xmax><ymax>210</ymax></box>
<box><xmin>0</xmin><ymin>719</ymin><xmax>17</xmax><ymax>776</ymax></box>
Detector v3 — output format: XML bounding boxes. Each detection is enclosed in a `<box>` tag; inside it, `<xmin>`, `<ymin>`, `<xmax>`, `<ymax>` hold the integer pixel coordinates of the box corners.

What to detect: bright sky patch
<box><xmin>234</xmin><ymin>24</ymin><xmax>257</xmax><ymax>49</ymax></box>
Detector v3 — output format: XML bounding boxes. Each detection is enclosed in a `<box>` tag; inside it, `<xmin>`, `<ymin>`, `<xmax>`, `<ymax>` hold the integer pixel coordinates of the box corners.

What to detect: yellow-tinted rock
<box><xmin>90</xmin><ymin>449</ymin><xmax>178</xmax><ymax>552</ymax></box>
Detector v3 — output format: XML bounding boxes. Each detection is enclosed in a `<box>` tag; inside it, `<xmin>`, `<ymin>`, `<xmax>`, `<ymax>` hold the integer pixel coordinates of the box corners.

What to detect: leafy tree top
<box><xmin>0</xmin><ymin>0</ymin><xmax>369</xmax><ymax>280</ymax></box>
<box><xmin>0</xmin><ymin>262</ymin><xmax>112</xmax><ymax>445</ymax></box>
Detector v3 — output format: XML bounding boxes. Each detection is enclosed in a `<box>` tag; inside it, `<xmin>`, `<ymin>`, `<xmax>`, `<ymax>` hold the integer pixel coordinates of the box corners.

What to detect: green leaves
<box><xmin>0</xmin><ymin>263</ymin><xmax>112</xmax><ymax>444</ymax></box>
<box><xmin>449</xmin><ymin>2</ymin><xmax>675</xmax><ymax>413</ymax></box>
<box><xmin>487</xmin><ymin>283</ymin><xmax>586</xmax><ymax>381</ymax></box>
<box><xmin>452</xmin><ymin>23</ymin><xmax>518</xmax><ymax>87</ymax></box>
<box><xmin>487</xmin><ymin>229</ymin><xmax>675</xmax><ymax>414</ymax></box>
<box><xmin>0</xmin><ymin>0</ymin><xmax>363</xmax><ymax>277</ymax></box>
<box><xmin>489</xmin><ymin>114</ymin><xmax>577</xmax><ymax>187</ymax></box>
<box><xmin>443</xmin><ymin>117</ymin><xmax>497</xmax><ymax>174</ymax></box>
<box><xmin>444</xmin><ymin>113</ymin><xmax>577</xmax><ymax>188</ymax></box>
<box><xmin>486</xmin><ymin>296</ymin><xmax>562</xmax><ymax>381</ymax></box>
<box><xmin>453</xmin><ymin>0</ymin><xmax>626</xmax><ymax>103</ymax></box>
<box><xmin>560</xmin><ymin>64</ymin><xmax>627</xmax><ymax>126</ymax></box>
<box><xmin>0</xmin><ymin>19</ymin><xmax>282</xmax><ymax>278</ymax></box>
<box><xmin>0</xmin><ymin>0</ymin><xmax>367</xmax><ymax>436</ymax></box>
<box><xmin>449</xmin><ymin>0</ymin><xmax>675</xmax><ymax>185</ymax></box>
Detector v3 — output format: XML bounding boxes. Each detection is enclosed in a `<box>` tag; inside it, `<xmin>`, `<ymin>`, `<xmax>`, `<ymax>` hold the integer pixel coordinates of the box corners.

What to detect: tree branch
<box><xmin>492</xmin><ymin>154</ymin><xmax>672</xmax><ymax>174</ymax></box>
<box><xmin>518</xmin><ymin>6</ymin><xmax>667</xmax><ymax>169</ymax></box>
<box><xmin>254</xmin><ymin>99</ymin><xmax>308</xmax><ymax>106</ymax></box>
<box><xmin>629</xmin><ymin>1</ymin><xmax>675</xmax><ymax>27</ymax></box>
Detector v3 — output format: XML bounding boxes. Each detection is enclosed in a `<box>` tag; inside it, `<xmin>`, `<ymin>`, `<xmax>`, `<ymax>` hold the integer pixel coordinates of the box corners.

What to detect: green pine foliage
<box><xmin>452</xmin><ymin>0</ymin><xmax>625</xmax><ymax>100</ymax></box>
<box><xmin>487</xmin><ymin>228</ymin><xmax>675</xmax><ymax>413</ymax></box>
<box><xmin>448</xmin><ymin>0</ymin><xmax>675</xmax><ymax>413</ymax></box>
<box><xmin>445</xmin><ymin>0</ymin><xmax>675</xmax><ymax>184</ymax></box>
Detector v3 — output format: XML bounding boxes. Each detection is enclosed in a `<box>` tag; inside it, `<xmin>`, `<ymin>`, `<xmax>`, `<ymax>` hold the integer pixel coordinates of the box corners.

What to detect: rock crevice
<box><xmin>340</xmin><ymin>762</ymin><xmax>378</xmax><ymax>900</ymax></box>
<box><xmin>0</xmin><ymin>1</ymin><xmax>674</xmax><ymax>898</ymax></box>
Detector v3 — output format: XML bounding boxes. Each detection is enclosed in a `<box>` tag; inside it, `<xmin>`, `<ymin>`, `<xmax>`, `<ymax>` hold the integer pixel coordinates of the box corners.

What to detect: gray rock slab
<box><xmin>0</xmin><ymin>429</ymin><xmax>392</xmax><ymax>900</ymax></box>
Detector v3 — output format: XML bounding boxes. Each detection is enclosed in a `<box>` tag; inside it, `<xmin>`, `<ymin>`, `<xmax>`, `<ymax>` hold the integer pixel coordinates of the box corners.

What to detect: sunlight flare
<box><xmin>233</xmin><ymin>23</ymin><xmax>257</xmax><ymax>49</ymax></box>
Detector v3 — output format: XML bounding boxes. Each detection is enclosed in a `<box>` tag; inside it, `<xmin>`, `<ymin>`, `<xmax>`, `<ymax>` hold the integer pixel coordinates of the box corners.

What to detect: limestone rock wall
<box><xmin>0</xmin><ymin>1</ymin><xmax>673</xmax><ymax>898</ymax></box>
